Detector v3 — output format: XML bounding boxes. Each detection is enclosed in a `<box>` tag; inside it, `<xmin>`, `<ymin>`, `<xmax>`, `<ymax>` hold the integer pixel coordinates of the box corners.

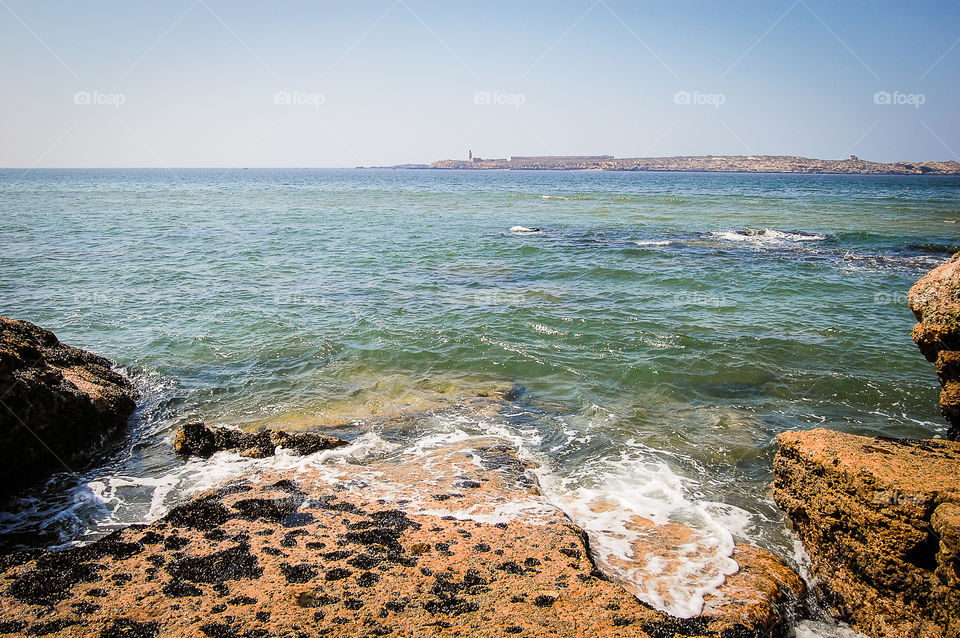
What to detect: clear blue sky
<box><xmin>1</xmin><ymin>0</ymin><xmax>957</xmax><ymax>167</ymax></box>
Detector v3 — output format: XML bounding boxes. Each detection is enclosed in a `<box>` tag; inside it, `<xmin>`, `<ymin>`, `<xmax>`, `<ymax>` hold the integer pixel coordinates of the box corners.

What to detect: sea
<box><xmin>1</xmin><ymin>168</ymin><xmax>957</xmax><ymax>629</ymax></box>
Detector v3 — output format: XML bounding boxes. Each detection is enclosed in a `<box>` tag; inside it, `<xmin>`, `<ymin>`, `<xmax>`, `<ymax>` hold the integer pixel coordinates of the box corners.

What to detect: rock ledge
<box><xmin>774</xmin><ymin>428</ymin><xmax>960</xmax><ymax>638</ymax></box>
<box><xmin>1</xmin><ymin>438</ymin><xmax>804</xmax><ymax>637</ymax></box>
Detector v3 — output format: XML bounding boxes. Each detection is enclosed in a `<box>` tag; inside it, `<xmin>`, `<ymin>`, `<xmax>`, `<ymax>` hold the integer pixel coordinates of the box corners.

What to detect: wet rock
<box><xmin>909</xmin><ymin>252</ymin><xmax>960</xmax><ymax>439</ymax></box>
<box><xmin>173</xmin><ymin>421</ymin><xmax>348</xmax><ymax>458</ymax></box>
<box><xmin>700</xmin><ymin>545</ymin><xmax>805</xmax><ymax>636</ymax></box>
<box><xmin>0</xmin><ymin>316</ymin><xmax>138</xmax><ymax>498</ymax></box>
<box><xmin>774</xmin><ymin>428</ymin><xmax>960</xmax><ymax>638</ymax></box>
<box><xmin>270</xmin><ymin>430</ymin><xmax>348</xmax><ymax>455</ymax></box>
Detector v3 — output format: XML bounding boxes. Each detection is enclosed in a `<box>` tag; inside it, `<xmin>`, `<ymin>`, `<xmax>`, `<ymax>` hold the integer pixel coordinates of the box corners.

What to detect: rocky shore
<box><xmin>389</xmin><ymin>155</ymin><xmax>960</xmax><ymax>175</ymax></box>
<box><xmin>0</xmin><ymin>316</ymin><xmax>138</xmax><ymax>500</ymax></box>
<box><xmin>3</xmin><ymin>251</ymin><xmax>958</xmax><ymax>637</ymax></box>
<box><xmin>0</xmin><ymin>434</ymin><xmax>804</xmax><ymax>637</ymax></box>
<box><xmin>0</xmin><ymin>321</ymin><xmax>807</xmax><ymax>636</ymax></box>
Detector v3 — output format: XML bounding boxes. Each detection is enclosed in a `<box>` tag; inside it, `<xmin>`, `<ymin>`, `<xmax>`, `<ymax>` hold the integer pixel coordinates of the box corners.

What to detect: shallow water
<box><xmin>1</xmin><ymin>168</ymin><xmax>957</xmax><ymax>618</ymax></box>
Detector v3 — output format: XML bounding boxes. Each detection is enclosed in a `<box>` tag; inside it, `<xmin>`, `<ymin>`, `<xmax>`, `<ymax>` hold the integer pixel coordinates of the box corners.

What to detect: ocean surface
<box><xmin>1</xmin><ymin>168</ymin><xmax>958</xmax><ymax>622</ymax></box>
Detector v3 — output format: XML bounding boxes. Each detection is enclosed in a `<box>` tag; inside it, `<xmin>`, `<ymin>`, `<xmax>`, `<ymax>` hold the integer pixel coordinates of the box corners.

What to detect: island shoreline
<box><xmin>368</xmin><ymin>154</ymin><xmax>960</xmax><ymax>175</ymax></box>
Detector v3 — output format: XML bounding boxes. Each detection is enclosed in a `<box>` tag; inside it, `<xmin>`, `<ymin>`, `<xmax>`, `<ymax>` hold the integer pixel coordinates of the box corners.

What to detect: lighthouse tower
<box><xmin>468</xmin><ymin>150</ymin><xmax>473</xmax><ymax>161</ymax></box>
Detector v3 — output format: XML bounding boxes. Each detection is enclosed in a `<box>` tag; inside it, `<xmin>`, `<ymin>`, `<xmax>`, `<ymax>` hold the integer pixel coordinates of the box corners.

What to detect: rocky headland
<box><xmin>773</xmin><ymin>252</ymin><xmax>960</xmax><ymax>638</ymax></box>
<box><xmin>382</xmin><ymin>155</ymin><xmax>960</xmax><ymax>175</ymax></box>
<box><xmin>0</xmin><ymin>316</ymin><xmax>138</xmax><ymax>501</ymax></box>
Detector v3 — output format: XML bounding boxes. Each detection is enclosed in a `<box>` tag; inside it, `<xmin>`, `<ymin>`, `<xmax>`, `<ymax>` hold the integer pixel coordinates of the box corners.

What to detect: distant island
<box><xmin>372</xmin><ymin>153</ymin><xmax>960</xmax><ymax>175</ymax></box>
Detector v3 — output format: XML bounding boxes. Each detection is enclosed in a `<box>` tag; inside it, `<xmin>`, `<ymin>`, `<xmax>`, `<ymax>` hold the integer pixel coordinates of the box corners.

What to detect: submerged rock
<box><xmin>234</xmin><ymin>376</ymin><xmax>523</xmax><ymax>432</ymax></box>
<box><xmin>173</xmin><ymin>421</ymin><xmax>348</xmax><ymax>458</ymax></box>
<box><xmin>774</xmin><ymin>428</ymin><xmax>960</xmax><ymax>638</ymax></box>
<box><xmin>908</xmin><ymin>251</ymin><xmax>960</xmax><ymax>439</ymax></box>
<box><xmin>0</xmin><ymin>316</ymin><xmax>138</xmax><ymax>500</ymax></box>
<box><xmin>0</xmin><ymin>438</ymin><xmax>802</xmax><ymax>637</ymax></box>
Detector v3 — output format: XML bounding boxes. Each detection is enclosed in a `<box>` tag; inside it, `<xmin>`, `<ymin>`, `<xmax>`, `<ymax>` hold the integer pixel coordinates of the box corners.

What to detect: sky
<box><xmin>0</xmin><ymin>0</ymin><xmax>958</xmax><ymax>167</ymax></box>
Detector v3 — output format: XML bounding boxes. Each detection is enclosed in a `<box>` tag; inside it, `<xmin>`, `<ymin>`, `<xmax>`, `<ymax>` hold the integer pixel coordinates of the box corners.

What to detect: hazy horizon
<box><xmin>2</xmin><ymin>0</ymin><xmax>958</xmax><ymax>168</ymax></box>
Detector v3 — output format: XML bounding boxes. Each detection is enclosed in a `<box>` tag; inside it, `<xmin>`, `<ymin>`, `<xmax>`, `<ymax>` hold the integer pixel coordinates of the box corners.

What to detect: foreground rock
<box><xmin>174</xmin><ymin>421</ymin><xmax>349</xmax><ymax>458</ymax></box>
<box><xmin>774</xmin><ymin>428</ymin><xmax>960</xmax><ymax>638</ymax></box>
<box><xmin>0</xmin><ymin>316</ymin><xmax>138</xmax><ymax>500</ymax></box>
<box><xmin>0</xmin><ymin>438</ymin><xmax>803</xmax><ymax>637</ymax></box>
<box><xmin>909</xmin><ymin>252</ymin><xmax>960</xmax><ymax>440</ymax></box>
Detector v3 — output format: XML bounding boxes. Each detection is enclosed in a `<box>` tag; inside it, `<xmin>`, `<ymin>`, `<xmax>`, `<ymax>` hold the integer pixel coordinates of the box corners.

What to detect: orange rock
<box><xmin>0</xmin><ymin>438</ymin><xmax>803</xmax><ymax>637</ymax></box>
<box><xmin>774</xmin><ymin>428</ymin><xmax>960</xmax><ymax>638</ymax></box>
<box><xmin>909</xmin><ymin>252</ymin><xmax>960</xmax><ymax>439</ymax></box>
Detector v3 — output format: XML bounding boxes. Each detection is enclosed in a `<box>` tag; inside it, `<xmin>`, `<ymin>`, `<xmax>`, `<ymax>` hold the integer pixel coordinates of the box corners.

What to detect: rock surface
<box><xmin>0</xmin><ymin>437</ymin><xmax>803</xmax><ymax>637</ymax></box>
<box><xmin>0</xmin><ymin>316</ymin><xmax>138</xmax><ymax>500</ymax></box>
<box><xmin>909</xmin><ymin>252</ymin><xmax>960</xmax><ymax>439</ymax></box>
<box><xmin>774</xmin><ymin>428</ymin><xmax>960</xmax><ymax>638</ymax></box>
<box><xmin>174</xmin><ymin>421</ymin><xmax>349</xmax><ymax>459</ymax></box>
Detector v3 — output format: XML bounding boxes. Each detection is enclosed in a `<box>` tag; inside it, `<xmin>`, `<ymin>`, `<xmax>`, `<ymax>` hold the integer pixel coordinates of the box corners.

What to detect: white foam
<box><xmin>536</xmin><ymin>446</ymin><xmax>748</xmax><ymax>618</ymax></box>
<box><xmin>509</xmin><ymin>225</ymin><xmax>542</xmax><ymax>234</ymax></box>
<box><xmin>790</xmin><ymin>621</ymin><xmax>869</xmax><ymax>638</ymax></box>
<box><xmin>32</xmin><ymin>432</ymin><xmax>401</xmax><ymax>546</ymax></box>
<box><xmin>532</xmin><ymin>323</ymin><xmax>564</xmax><ymax>335</ymax></box>
<box><xmin>632</xmin><ymin>240</ymin><xmax>673</xmax><ymax>246</ymax></box>
<box><xmin>706</xmin><ymin>229</ymin><xmax>827</xmax><ymax>244</ymax></box>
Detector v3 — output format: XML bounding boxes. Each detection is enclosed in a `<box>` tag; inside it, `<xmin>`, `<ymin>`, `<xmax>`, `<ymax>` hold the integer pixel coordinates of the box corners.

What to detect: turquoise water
<box><xmin>1</xmin><ymin>168</ymin><xmax>958</xmax><ymax>612</ymax></box>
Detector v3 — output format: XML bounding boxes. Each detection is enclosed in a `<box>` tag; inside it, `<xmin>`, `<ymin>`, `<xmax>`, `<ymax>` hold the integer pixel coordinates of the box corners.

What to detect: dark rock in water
<box><xmin>0</xmin><ymin>316</ymin><xmax>138</xmax><ymax>499</ymax></box>
<box><xmin>270</xmin><ymin>430</ymin><xmax>347</xmax><ymax>456</ymax></box>
<box><xmin>774</xmin><ymin>428</ymin><xmax>960</xmax><ymax>638</ymax></box>
<box><xmin>909</xmin><ymin>252</ymin><xmax>960</xmax><ymax>439</ymax></box>
<box><xmin>173</xmin><ymin>421</ymin><xmax>347</xmax><ymax>458</ymax></box>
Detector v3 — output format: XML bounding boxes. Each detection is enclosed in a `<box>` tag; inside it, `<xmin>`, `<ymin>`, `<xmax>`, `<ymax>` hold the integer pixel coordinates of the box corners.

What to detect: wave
<box><xmin>838</xmin><ymin>251</ymin><xmax>948</xmax><ymax>273</ymax></box>
<box><xmin>906</xmin><ymin>242</ymin><xmax>960</xmax><ymax>254</ymax></box>
<box><xmin>631</xmin><ymin>240</ymin><xmax>674</xmax><ymax>247</ymax></box>
<box><xmin>509</xmin><ymin>225</ymin><xmax>543</xmax><ymax>234</ymax></box>
<box><xmin>705</xmin><ymin>228</ymin><xmax>828</xmax><ymax>244</ymax></box>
